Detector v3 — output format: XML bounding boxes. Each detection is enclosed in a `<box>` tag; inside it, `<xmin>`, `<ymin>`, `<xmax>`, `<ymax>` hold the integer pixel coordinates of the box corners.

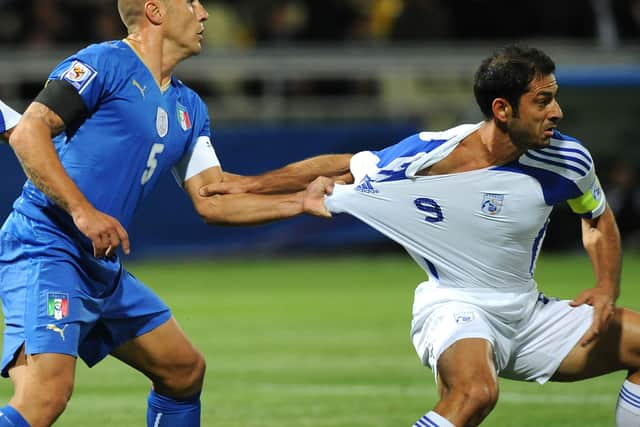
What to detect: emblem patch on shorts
<box><xmin>47</xmin><ymin>293</ymin><xmax>69</xmax><ymax>320</ymax></box>
<box><xmin>62</xmin><ymin>60</ymin><xmax>97</xmax><ymax>93</ymax></box>
<box><xmin>454</xmin><ymin>311</ymin><xmax>475</xmax><ymax>325</ymax></box>
<box><xmin>481</xmin><ymin>193</ymin><xmax>504</xmax><ymax>215</ymax></box>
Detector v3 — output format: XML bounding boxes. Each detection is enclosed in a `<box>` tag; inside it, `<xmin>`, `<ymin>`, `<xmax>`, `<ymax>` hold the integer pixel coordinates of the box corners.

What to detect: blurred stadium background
<box><xmin>0</xmin><ymin>0</ymin><xmax>639</xmax><ymax>426</ymax></box>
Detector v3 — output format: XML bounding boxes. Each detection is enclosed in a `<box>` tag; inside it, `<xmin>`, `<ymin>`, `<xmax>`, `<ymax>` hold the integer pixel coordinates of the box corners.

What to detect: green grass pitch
<box><xmin>0</xmin><ymin>252</ymin><xmax>639</xmax><ymax>426</ymax></box>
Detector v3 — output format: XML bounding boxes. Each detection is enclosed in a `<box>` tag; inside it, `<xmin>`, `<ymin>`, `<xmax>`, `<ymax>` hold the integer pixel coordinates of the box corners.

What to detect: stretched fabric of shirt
<box><xmin>326</xmin><ymin>123</ymin><xmax>606</xmax><ymax>293</ymax></box>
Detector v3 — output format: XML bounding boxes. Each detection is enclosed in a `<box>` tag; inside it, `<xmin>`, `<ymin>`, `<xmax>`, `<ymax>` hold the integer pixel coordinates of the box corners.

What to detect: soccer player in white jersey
<box><xmin>203</xmin><ymin>45</ymin><xmax>640</xmax><ymax>427</ymax></box>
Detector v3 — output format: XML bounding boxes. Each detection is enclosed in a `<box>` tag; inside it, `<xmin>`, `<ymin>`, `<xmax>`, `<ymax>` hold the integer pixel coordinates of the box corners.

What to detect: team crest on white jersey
<box><xmin>454</xmin><ymin>311</ymin><xmax>475</xmax><ymax>325</ymax></box>
<box><xmin>156</xmin><ymin>107</ymin><xmax>168</xmax><ymax>137</ymax></box>
<box><xmin>355</xmin><ymin>175</ymin><xmax>379</xmax><ymax>194</ymax></box>
<box><xmin>480</xmin><ymin>193</ymin><xmax>504</xmax><ymax>216</ymax></box>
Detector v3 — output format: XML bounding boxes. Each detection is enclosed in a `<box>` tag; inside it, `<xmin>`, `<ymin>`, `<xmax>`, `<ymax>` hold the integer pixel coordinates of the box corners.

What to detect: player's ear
<box><xmin>491</xmin><ymin>98</ymin><xmax>512</xmax><ymax>124</ymax></box>
<box><xmin>145</xmin><ymin>0</ymin><xmax>165</xmax><ymax>25</ymax></box>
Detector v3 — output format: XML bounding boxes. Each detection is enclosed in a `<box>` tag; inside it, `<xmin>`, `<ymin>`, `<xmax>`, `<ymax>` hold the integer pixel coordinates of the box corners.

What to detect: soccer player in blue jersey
<box><xmin>203</xmin><ymin>45</ymin><xmax>640</xmax><ymax>427</ymax></box>
<box><xmin>0</xmin><ymin>1</ymin><xmax>335</xmax><ymax>427</ymax></box>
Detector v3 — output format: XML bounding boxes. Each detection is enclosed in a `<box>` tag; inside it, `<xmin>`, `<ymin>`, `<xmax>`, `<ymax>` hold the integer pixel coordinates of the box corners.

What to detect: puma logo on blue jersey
<box><xmin>132</xmin><ymin>79</ymin><xmax>147</xmax><ymax>98</ymax></box>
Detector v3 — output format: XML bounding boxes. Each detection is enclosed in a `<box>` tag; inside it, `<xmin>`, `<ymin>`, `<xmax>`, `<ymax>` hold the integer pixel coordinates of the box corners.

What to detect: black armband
<box><xmin>34</xmin><ymin>79</ymin><xmax>88</xmax><ymax>128</ymax></box>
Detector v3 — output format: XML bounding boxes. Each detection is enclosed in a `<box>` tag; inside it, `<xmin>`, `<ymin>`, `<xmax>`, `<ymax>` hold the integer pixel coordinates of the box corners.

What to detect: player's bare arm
<box><xmin>185</xmin><ymin>166</ymin><xmax>331</xmax><ymax>225</ymax></box>
<box><xmin>9</xmin><ymin>102</ymin><xmax>130</xmax><ymax>257</ymax></box>
<box><xmin>570</xmin><ymin>205</ymin><xmax>622</xmax><ymax>346</ymax></box>
<box><xmin>200</xmin><ymin>153</ymin><xmax>354</xmax><ymax>196</ymax></box>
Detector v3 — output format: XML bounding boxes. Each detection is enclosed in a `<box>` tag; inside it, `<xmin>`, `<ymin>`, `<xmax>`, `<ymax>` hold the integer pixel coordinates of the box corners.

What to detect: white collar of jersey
<box><xmin>405</xmin><ymin>122</ymin><xmax>482</xmax><ymax>178</ymax></box>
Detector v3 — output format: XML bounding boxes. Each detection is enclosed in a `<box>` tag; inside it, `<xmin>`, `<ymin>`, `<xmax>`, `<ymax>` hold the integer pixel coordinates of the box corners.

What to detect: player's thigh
<box><xmin>554</xmin><ymin>308</ymin><xmax>640</xmax><ymax>380</ymax></box>
<box><xmin>437</xmin><ymin>338</ymin><xmax>498</xmax><ymax>393</ymax></box>
<box><xmin>110</xmin><ymin>316</ymin><xmax>204</xmax><ymax>392</ymax></box>
<box><xmin>78</xmin><ymin>268</ymin><xmax>172</xmax><ymax>368</ymax></box>
<box><xmin>411</xmin><ymin>301</ymin><xmax>501</xmax><ymax>391</ymax></box>
<box><xmin>9</xmin><ymin>344</ymin><xmax>76</xmax><ymax>404</ymax></box>
<box><xmin>500</xmin><ymin>297</ymin><xmax>592</xmax><ymax>383</ymax></box>
<box><xmin>78</xmin><ymin>266</ymin><xmax>204</xmax><ymax>396</ymax></box>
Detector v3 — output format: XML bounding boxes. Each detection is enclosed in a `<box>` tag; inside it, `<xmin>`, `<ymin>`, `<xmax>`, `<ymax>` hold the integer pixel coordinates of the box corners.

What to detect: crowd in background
<box><xmin>0</xmin><ymin>0</ymin><xmax>638</xmax><ymax>48</ymax></box>
<box><xmin>0</xmin><ymin>0</ymin><xmax>638</xmax><ymax>248</ymax></box>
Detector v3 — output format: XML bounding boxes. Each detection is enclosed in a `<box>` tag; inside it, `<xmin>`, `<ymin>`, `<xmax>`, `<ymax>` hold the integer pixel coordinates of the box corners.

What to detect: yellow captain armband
<box><xmin>567</xmin><ymin>178</ymin><xmax>604</xmax><ymax>215</ymax></box>
<box><xmin>567</xmin><ymin>192</ymin><xmax>599</xmax><ymax>214</ymax></box>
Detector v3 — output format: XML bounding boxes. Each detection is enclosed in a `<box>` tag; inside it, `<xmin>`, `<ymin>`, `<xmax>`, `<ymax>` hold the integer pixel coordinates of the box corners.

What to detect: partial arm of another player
<box><xmin>184</xmin><ymin>166</ymin><xmax>333</xmax><ymax>225</ymax></box>
<box><xmin>570</xmin><ymin>204</ymin><xmax>622</xmax><ymax>346</ymax></box>
<box><xmin>0</xmin><ymin>99</ymin><xmax>21</xmax><ymax>142</ymax></box>
<box><xmin>1</xmin><ymin>128</ymin><xmax>14</xmax><ymax>142</ymax></box>
<box><xmin>9</xmin><ymin>101</ymin><xmax>129</xmax><ymax>257</ymax></box>
<box><xmin>199</xmin><ymin>154</ymin><xmax>354</xmax><ymax>196</ymax></box>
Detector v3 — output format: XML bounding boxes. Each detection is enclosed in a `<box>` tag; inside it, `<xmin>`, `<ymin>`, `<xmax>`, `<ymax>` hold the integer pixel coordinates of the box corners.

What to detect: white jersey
<box><xmin>325</xmin><ymin>123</ymin><xmax>606</xmax><ymax>292</ymax></box>
<box><xmin>0</xmin><ymin>100</ymin><xmax>21</xmax><ymax>134</ymax></box>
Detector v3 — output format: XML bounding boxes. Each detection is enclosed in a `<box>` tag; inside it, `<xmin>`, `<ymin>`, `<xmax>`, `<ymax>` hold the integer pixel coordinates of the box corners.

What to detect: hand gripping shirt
<box><xmin>325</xmin><ymin>123</ymin><xmax>606</xmax><ymax>291</ymax></box>
<box><xmin>12</xmin><ymin>40</ymin><xmax>219</xmax><ymax>244</ymax></box>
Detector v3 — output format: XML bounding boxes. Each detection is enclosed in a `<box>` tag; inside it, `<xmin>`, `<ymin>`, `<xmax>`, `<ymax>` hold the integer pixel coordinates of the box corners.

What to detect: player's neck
<box><xmin>476</xmin><ymin>121</ymin><xmax>524</xmax><ymax>165</ymax></box>
<box><xmin>125</xmin><ymin>32</ymin><xmax>179</xmax><ymax>88</ymax></box>
<box><xmin>419</xmin><ymin>127</ymin><xmax>518</xmax><ymax>176</ymax></box>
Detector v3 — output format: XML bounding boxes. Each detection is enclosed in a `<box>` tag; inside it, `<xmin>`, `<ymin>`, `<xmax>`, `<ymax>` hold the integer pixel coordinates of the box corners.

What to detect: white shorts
<box><xmin>411</xmin><ymin>283</ymin><xmax>593</xmax><ymax>384</ymax></box>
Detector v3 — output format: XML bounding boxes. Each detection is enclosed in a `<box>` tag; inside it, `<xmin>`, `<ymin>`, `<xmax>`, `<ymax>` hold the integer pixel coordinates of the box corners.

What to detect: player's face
<box><xmin>165</xmin><ymin>0</ymin><xmax>208</xmax><ymax>57</ymax></box>
<box><xmin>506</xmin><ymin>73</ymin><xmax>563</xmax><ymax>150</ymax></box>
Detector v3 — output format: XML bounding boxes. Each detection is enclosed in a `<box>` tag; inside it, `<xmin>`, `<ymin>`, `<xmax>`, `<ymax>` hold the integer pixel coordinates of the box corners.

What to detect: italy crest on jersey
<box><xmin>177</xmin><ymin>102</ymin><xmax>192</xmax><ymax>131</ymax></box>
<box><xmin>480</xmin><ymin>193</ymin><xmax>504</xmax><ymax>215</ymax></box>
<box><xmin>47</xmin><ymin>293</ymin><xmax>69</xmax><ymax>320</ymax></box>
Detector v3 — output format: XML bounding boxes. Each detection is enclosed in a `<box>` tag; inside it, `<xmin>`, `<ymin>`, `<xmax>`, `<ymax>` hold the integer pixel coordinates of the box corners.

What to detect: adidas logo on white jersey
<box><xmin>355</xmin><ymin>175</ymin><xmax>379</xmax><ymax>194</ymax></box>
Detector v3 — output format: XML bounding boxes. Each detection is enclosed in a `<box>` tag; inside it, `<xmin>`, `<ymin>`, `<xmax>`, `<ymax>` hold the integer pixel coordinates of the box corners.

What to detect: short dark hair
<box><xmin>473</xmin><ymin>45</ymin><xmax>556</xmax><ymax>119</ymax></box>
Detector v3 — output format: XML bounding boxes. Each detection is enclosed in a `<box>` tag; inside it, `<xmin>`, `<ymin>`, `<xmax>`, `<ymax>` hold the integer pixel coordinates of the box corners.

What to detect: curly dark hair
<box><xmin>473</xmin><ymin>45</ymin><xmax>556</xmax><ymax>119</ymax></box>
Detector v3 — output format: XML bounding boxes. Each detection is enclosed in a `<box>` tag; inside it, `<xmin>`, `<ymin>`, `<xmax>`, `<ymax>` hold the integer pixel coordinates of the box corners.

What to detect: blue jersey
<box><xmin>13</xmin><ymin>40</ymin><xmax>212</xmax><ymax>239</ymax></box>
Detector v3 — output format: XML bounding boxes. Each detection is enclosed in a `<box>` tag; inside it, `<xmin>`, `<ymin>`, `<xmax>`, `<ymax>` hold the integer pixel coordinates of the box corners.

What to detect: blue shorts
<box><xmin>0</xmin><ymin>211</ymin><xmax>171</xmax><ymax>377</ymax></box>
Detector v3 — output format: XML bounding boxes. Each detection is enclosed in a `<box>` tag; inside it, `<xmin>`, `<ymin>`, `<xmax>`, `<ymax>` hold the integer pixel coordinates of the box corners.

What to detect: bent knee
<box><xmin>444</xmin><ymin>381</ymin><xmax>499</xmax><ymax>417</ymax></box>
<box><xmin>36</xmin><ymin>392</ymin><xmax>72</xmax><ymax>420</ymax></box>
<box><xmin>465</xmin><ymin>382</ymin><xmax>499</xmax><ymax>412</ymax></box>
<box><xmin>12</xmin><ymin>383</ymin><xmax>73</xmax><ymax>425</ymax></box>
<box><xmin>154</xmin><ymin>348</ymin><xmax>206</xmax><ymax>397</ymax></box>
